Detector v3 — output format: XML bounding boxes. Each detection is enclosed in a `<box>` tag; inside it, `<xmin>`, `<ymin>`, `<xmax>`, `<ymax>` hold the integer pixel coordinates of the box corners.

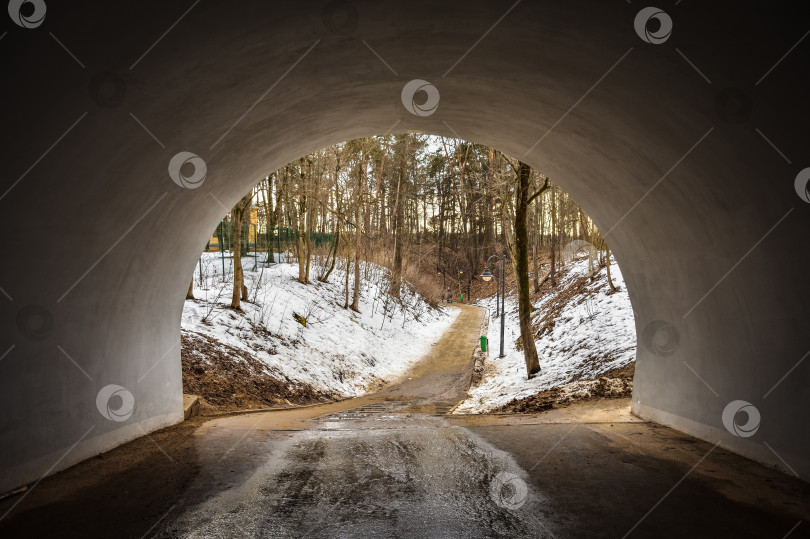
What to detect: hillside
<box><xmin>182</xmin><ymin>253</ymin><xmax>457</xmax><ymax>410</ymax></box>
<box><xmin>456</xmin><ymin>254</ymin><xmax>636</xmax><ymax>413</ymax></box>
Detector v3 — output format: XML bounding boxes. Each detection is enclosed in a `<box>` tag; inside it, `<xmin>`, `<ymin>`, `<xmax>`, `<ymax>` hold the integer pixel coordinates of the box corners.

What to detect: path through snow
<box><xmin>183</xmin><ymin>253</ymin><xmax>458</xmax><ymax>398</ymax></box>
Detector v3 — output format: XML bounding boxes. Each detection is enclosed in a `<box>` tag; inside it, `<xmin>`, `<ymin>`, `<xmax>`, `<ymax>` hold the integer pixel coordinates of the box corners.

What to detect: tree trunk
<box><xmin>514</xmin><ymin>162</ymin><xmax>541</xmax><ymax>378</ymax></box>
<box><xmin>262</xmin><ymin>175</ymin><xmax>274</xmax><ymax>260</ymax></box>
<box><xmin>304</xmin><ymin>207</ymin><xmax>312</xmax><ymax>283</ymax></box>
<box><xmin>322</xmin><ymin>227</ymin><xmax>339</xmax><ymax>282</ymax></box>
<box><xmin>606</xmin><ymin>244</ymin><xmax>618</xmax><ymax>293</ymax></box>
<box><xmin>322</xmin><ymin>179</ymin><xmax>342</xmax><ymax>283</ymax></box>
<box><xmin>437</xmin><ymin>176</ymin><xmax>446</xmax><ymax>271</ymax></box>
<box><xmin>532</xmin><ymin>237</ymin><xmax>540</xmax><ymax>293</ymax></box>
<box><xmin>389</xmin><ymin>136</ymin><xmax>407</xmax><ymax>298</ymax></box>
<box><xmin>296</xmin><ymin>159</ymin><xmax>308</xmax><ymax>284</ymax></box>
<box><xmin>351</xmin><ymin>139</ymin><xmax>364</xmax><ymax>312</ymax></box>
<box><xmin>186</xmin><ymin>277</ymin><xmax>194</xmax><ymax>300</ymax></box>
<box><xmin>344</xmin><ymin>235</ymin><xmax>351</xmax><ymax>309</ymax></box>
<box><xmin>532</xmin><ymin>203</ymin><xmax>541</xmax><ymax>293</ymax></box>
<box><xmin>550</xmin><ymin>185</ymin><xmax>558</xmax><ymax>286</ymax></box>
<box><xmin>483</xmin><ymin>148</ymin><xmax>495</xmax><ymax>256</ymax></box>
<box><xmin>231</xmin><ymin>209</ymin><xmax>244</xmax><ymax>308</ymax></box>
<box><xmin>275</xmin><ymin>169</ymin><xmax>286</xmax><ymax>260</ymax></box>
<box><xmin>240</xmin><ymin>205</ymin><xmax>251</xmax><ymax>299</ymax></box>
<box><xmin>304</xmin><ymin>158</ymin><xmax>317</xmax><ymax>283</ymax></box>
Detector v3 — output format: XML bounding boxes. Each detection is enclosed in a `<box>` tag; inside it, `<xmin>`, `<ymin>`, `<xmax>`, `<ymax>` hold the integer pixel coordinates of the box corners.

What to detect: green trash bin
<box><xmin>480</xmin><ymin>335</ymin><xmax>488</xmax><ymax>352</ymax></box>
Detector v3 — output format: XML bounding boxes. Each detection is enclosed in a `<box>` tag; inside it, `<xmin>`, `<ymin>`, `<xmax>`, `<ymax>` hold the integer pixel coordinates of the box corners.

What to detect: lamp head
<box><xmin>480</xmin><ymin>268</ymin><xmax>494</xmax><ymax>281</ymax></box>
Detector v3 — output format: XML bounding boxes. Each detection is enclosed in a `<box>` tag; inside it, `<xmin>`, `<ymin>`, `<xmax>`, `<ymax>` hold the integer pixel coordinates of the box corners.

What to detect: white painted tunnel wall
<box><xmin>1</xmin><ymin>1</ymin><xmax>808</xmax><ymax>492</ymax></box>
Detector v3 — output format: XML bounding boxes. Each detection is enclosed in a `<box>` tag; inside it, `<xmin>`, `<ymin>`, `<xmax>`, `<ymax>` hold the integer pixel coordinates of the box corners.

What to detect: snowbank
<box><xmin>183</xmin><ymin>253</ymin><xmax>458</xmax><ymax>398</ymax></box>
<box><xmin>456</xmin><ymin>256</ymin><xmax>636</xmax><ymax>413</ymax></box>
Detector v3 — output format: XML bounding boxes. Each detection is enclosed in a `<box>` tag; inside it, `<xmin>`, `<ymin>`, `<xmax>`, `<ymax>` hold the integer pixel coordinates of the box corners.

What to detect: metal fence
<box><xmin>203</xmin><ymin>222</ymin><xmax>335</xmax><ymax>258</ymax></box>
<box><xmin>195</xmin><ymin>223</ymin><xmax>336</xmax><ymax>283</ymax></box>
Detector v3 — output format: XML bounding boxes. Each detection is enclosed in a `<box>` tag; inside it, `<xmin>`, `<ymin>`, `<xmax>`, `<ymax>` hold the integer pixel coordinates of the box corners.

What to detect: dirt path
<box><xmin>182</xmin><ymin>303</ymin><xmax>484</xmax><ymax>431</ymax></box>
<box><xmin>380</xmin><ymin>303</ymin><xmax>483</xmax><ymax>407</ymax></box>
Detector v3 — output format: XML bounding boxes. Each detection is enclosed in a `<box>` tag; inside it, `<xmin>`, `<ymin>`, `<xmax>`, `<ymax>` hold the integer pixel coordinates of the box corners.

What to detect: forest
<box><xmin>213</xmin><ymin>134</ymin><xmax>618</xmax><ymax>378</ymax></box>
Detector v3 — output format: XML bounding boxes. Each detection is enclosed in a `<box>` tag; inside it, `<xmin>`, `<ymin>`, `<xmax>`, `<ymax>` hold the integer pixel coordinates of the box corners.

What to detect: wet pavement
<box><xmin>165</xmin><ymin>414</ymin><xmax>554</xmax><ymax>538</ymax></box>
<box><xmin>161</xmin><ymin>304</ymin><xmax>539</xmax><ymax>537</ymax></box>
<box><xmin>2</xmin><ymin>304</ymin><xmax>808</xmax><ymax>538</ymax></box>
<box><xmin>156</xmin><ymin>305</ymin><xmax>809</xmax><ymax>537</ymax></box>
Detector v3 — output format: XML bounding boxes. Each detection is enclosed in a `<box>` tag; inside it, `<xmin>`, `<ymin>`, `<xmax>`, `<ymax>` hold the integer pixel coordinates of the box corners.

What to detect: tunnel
<box><xmin>1</xmin><ymin>0</ymin><xmax>808</xmax><ymax>495</ymax></box>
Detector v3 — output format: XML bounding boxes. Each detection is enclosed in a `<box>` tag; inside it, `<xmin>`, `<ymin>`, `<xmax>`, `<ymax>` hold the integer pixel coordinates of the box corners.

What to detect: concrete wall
<box><xmin>1</xmin><ymin>1</ymin><xmax>808</xmax><ymax>492</ymax></box>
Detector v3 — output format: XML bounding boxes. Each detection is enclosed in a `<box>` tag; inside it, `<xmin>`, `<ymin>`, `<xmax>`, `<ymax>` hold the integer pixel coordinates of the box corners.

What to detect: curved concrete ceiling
<box><xmin>1</xmin><ymin>1</ymin><xmax>808</xmax><ymax>491</ymax></box>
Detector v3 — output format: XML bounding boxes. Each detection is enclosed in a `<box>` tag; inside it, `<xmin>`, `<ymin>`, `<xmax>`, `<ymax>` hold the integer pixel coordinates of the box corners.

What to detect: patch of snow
<box><xmin>456</xmin><ymin>256</ymin><xmax>636</xmax><ymax>413</ymax></box>
<box><xmin>184</xmin><ymin>253</ymin><xmax>458</xmax><ymax>398</ymax></box>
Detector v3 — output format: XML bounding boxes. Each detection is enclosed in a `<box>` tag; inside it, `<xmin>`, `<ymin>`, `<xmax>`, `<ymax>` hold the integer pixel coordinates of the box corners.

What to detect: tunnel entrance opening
<box><xmin>178</xmin><ymin>133</ymin><xmax>638</xmax><ymax>419</ymax></box>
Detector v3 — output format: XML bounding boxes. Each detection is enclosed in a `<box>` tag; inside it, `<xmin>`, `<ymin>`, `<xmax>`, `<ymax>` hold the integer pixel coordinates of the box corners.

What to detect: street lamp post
<box><xmin>493</xmin><ymin>267</ymin><xmax>499</xmax><ymax>317</ymax></box>
<box><xmin>437</xmin><ymin>265</ymin><xmax>446</xmax><ymax>301</ymax></box>
<box><xmin>482</xmin><ymin>254</ymin><xmax>507</xmax><ymax>358</ymax></box>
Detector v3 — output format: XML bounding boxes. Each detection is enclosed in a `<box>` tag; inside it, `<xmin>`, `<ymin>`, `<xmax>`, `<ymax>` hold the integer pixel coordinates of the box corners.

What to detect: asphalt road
<box><xmin>162</xmin><ymin>303</ymin><xmax>541</xmax><ymax>537</ymax></box>
<box><xmin>2</xmin><ymin>304</ymin><xmax>808</xmax><ymax>538</ymax></box>
<box><xmin>158</xmin><ymin>304</ymin><xmax>809</xmax><ymax>538</ymax></box>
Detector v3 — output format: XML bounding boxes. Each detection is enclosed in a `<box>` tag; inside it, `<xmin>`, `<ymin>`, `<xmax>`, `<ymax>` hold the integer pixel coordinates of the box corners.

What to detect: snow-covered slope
<box><xmin>183</xmin><ymin>253</ymin><xmax>457</xmax><ymax>398</ymax></box>
<box><xmin>456</xmin><ymin>256</ymin><xmax>636</xmax><ymax>413</ymax></box>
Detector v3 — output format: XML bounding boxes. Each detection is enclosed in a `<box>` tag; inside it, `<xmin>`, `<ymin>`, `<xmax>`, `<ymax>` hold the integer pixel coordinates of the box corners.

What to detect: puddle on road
<box><xmin>317</xmin><ymin>400</ymin><xmax>409</xmax><ymax>422</ymax></box>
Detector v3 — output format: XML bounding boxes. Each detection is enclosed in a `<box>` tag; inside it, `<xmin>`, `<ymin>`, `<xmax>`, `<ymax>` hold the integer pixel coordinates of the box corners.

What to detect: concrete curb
<box><xmin>183</xmin><ymin>394</ymin><xmax>200</xmax><ymax>420</ymax></box>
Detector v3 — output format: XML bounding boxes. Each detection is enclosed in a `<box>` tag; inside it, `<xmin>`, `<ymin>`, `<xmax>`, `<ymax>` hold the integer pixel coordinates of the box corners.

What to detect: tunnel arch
<box><xmin>1</xmin><ymin>0</ymin><xmax>808</xmax><ymax>492</ymax></box>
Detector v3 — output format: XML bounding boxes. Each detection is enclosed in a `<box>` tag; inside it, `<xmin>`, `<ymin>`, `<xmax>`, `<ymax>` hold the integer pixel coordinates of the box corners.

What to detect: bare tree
<box><xmin>230</xmin><ymin>191</ymin><xmax>253</xmax><ymax>309</ymax></box>
<box><xmin>296</xmin><ymin>158</ymin><xmax>309</xmax><ymax>284</ymax></box>
<box><xmin>351</xmin><ymin>138</ymin><xmax>366</xmax><ymax>312</ymax></box>
<box><xmin>389</xmin><ymin>135</ymin><xmax>408</xmax><ymax>298</ymax></box>
<box><xmin>504</xmin><ymin>161</ymin><xmax>548</xmax><ymax>377</ymax></box>
<box><xmin>605</xmin><ymin>243</ymin><xmax>618</xmax><ymax>293</ymax></box>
